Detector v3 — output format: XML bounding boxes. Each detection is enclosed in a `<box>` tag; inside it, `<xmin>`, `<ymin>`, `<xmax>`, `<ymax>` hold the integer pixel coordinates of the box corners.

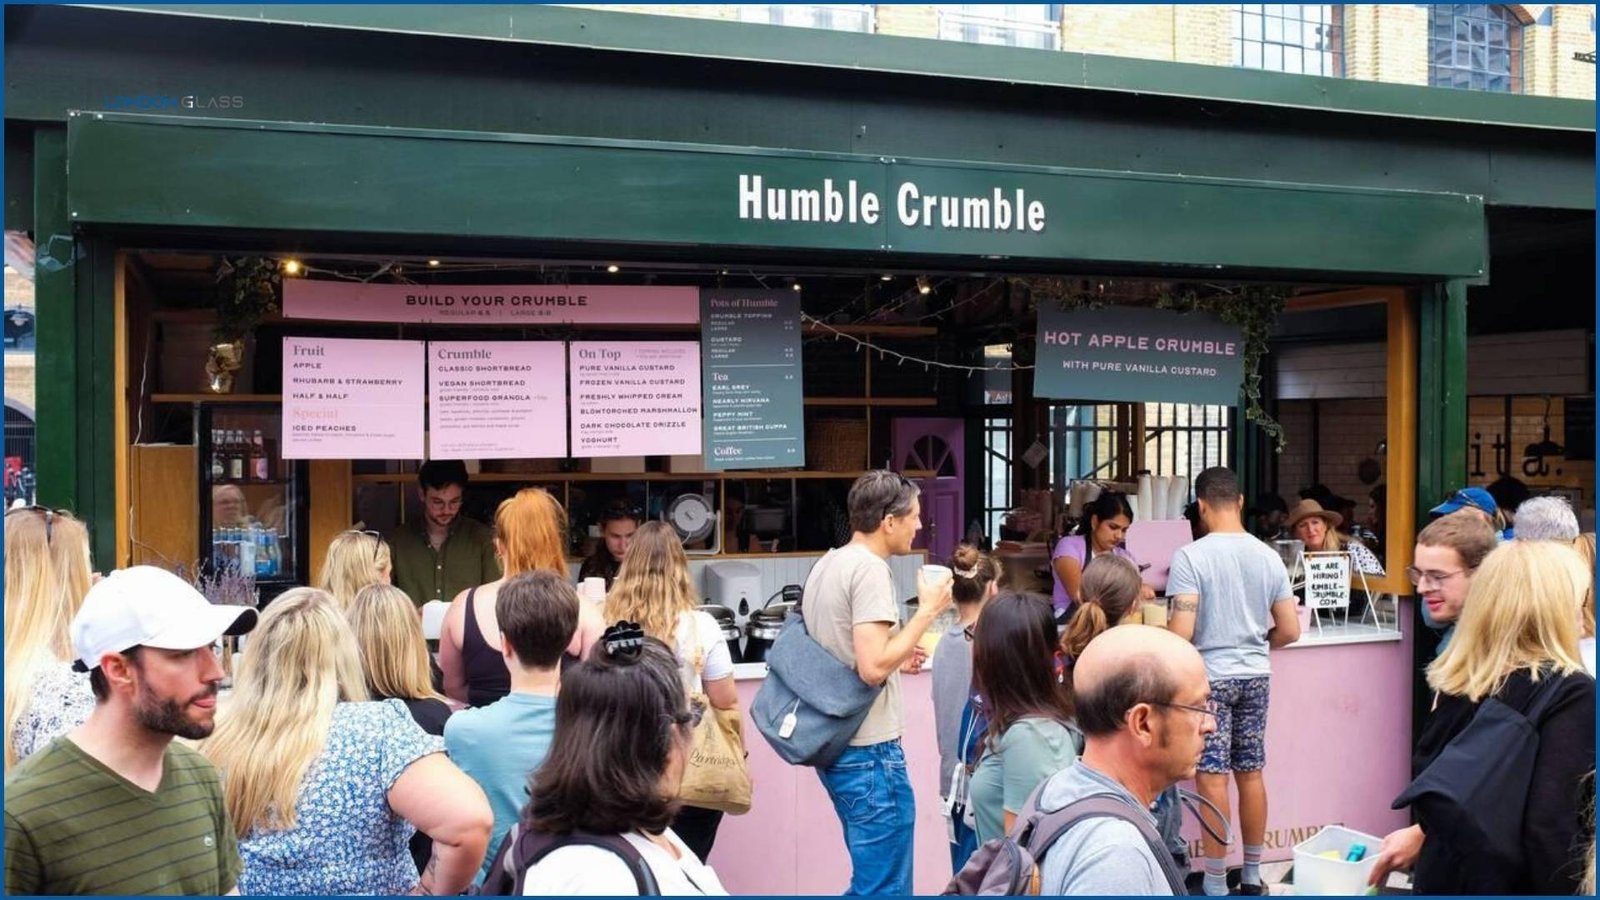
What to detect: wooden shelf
<box><xmin>805</xmin><ymin>397</ymin><xmax>937</xmax><ymax>408</ymax></box>
<box><xmin>151</xmin><ymin>393</ymin><xmax>283</xmax><ymax>404</ymax></box>
<box><xmin>353</xmin><ymin>469</ymin><xmax>934</xmax><ymax>485</ymax></box>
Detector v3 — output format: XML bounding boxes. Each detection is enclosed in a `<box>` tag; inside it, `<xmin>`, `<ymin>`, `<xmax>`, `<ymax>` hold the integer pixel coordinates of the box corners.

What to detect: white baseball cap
<box><xmin>71</xmin><ymin>566</ymin><xmax>259</xmax><ymax>672</ymax></box>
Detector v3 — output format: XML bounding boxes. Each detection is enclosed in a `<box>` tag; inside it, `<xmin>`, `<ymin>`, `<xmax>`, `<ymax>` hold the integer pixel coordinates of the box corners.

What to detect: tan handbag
<box><xmin>677</xmin><ymin>646</ymin><xmax>753</xmax><ymax>814</ymax></box>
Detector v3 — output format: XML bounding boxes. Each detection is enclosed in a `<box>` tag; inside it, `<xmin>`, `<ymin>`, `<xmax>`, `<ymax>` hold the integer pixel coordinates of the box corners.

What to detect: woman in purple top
<box><xmin>1050</xmin><ymin>491</ymin><xmax>1154</xmax><ymax>615</ymax></box>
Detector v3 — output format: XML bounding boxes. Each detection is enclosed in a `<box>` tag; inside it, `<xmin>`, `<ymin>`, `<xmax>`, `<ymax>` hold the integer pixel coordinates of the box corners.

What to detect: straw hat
<box><xmin>1285</xmin><ymin>498</ymin><xmax>1342</xmax><ymax>533</ymax></box>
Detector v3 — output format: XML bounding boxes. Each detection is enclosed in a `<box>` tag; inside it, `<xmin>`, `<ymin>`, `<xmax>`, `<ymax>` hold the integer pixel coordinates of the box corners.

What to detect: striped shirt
<box><xmin>5</xmin><ymin>736</ymin><xmax>240</xmax><ymax>895</ymax></box>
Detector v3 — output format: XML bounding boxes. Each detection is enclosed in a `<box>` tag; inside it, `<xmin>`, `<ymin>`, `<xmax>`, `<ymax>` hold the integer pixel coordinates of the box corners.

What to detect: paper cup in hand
<box><xmin>920</xmin><ymin>565</ymin><xmax>953</xmax><ymax>588</ymax></box>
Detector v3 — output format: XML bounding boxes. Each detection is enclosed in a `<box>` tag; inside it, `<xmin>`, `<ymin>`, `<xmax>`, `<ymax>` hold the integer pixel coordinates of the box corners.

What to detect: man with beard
<box><xmin>4</xmin><ymin>566</ymin><xmax>257</xmax><ymax>895</ymax></box>
<box><xmin>388</xmin><ymin>459</ymin><xmax>501</xmax><ymax>608</ymax></box>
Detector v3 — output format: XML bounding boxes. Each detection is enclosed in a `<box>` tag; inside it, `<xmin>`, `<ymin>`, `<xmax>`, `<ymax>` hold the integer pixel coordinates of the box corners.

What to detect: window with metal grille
<box><xmin>983</xmin><ymin>416</ymin><xmax>1014</xmax><ymax>541</ymax></box>
<box><xmin>1234</xmin><ymin>4</ymin><xmax>1344</xmax><ymax>76</ymax></box>
<box><xmin>1428</xmin><ymin>5</ymin><xmax>1523</xmax><ymax>92</ymax></box>
<box><xmin>1049</xmin><ymin>404</ymin><xmax>1122</xmax><ymax>487</ymax></box>
<box><xmin>936</xmin><ymin>4</ymin><xmax>1060</xmax><ymax>50</ymax></box>
<box><xmin>735</xmin><ymin>4</ymin><xmax>873</xmax><ymax>32</ymax></box>
<box><xmin>1142</xmin><ymin>403</ymin><xmax>1233</xmax><ymax>486</ymax></box>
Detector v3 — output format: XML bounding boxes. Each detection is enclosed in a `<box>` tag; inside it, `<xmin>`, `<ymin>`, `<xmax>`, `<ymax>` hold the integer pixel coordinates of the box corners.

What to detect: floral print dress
<box><xmin>236</xmin><ymin>699</ymin><xmax>444</xmax><ymax>896</ymax></box>
<box><xmin>11</xmin><ymin>660</ymin><xmax>95</xmax><ymax>762</ymax></box>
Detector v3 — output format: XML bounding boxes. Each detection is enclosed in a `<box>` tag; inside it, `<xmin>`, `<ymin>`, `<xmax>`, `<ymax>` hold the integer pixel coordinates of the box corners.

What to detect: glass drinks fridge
<box><xmin>197</xmin><ymin>403</ymin><xmax>310</xmax><ymax>607</ymax></box>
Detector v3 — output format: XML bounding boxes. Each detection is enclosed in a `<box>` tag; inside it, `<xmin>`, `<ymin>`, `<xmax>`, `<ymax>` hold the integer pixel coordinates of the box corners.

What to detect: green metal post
<box><xmin>33</xmin><ymin>126</ymin><xmax>76</xmax><ymax>513</ymax></box>
<box><xmin>1411</xmin><ymin>280</ymin><xmax>1469</xmax><ymax>742</ymax></box>
<box><xmin>76</xmin><ymin>238</ymin><xmax>119</xmax><ymax>568</ymax></box>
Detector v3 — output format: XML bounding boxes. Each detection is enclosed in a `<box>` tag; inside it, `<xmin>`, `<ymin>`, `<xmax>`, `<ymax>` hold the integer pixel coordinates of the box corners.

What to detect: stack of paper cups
<box><xmin>1153</xmin><ymin>476</ymin><xmax>1172</xmax><ymax>519</ymax></box>
<box><xmin>1167</xmin><ymin>477</ymin><xmax>1190</xmax><ymax>522</ymax></box>
<box><xmin>1136</xmin><ymin>475</ymin><xmax>1155</xmax><ymax>525</ymax></box>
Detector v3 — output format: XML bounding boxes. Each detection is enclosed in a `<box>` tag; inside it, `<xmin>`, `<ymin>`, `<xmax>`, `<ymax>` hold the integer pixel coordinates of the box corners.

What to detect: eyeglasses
<box><xmin>1150</xmin><ymin>698</ymin><xmax>1221</xmax><ymax>723</ymax></box>
<box><xmin>6</xmin><ymin>505</ymin><xmax>70</xmax><ymax>544</ymax></box>
<box><xmin>1404</xmin><ymin>566</ymin><xmax>1470</xmax><ymax>587</ymax></box>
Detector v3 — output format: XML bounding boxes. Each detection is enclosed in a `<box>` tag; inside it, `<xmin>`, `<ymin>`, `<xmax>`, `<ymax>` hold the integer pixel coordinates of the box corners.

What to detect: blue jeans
<box><xmin>817</xmin><ymin>740</ymin><xmax>915</xmax><ymax>895</ymax></box>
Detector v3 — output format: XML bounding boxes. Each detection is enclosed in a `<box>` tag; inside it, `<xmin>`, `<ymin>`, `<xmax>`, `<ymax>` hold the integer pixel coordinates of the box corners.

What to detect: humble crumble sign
<box><xmin>738</xmin><ymin>174</ymin><xmax>1047</xmax><ymax>233</ymax></box>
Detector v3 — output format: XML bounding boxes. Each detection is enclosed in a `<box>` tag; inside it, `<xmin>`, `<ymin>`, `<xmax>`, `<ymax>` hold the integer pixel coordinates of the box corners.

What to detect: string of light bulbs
<box><xmin>801</xmin><ymin>313</ymin><xmax>1034</xmax><ymax>373</ymax></box>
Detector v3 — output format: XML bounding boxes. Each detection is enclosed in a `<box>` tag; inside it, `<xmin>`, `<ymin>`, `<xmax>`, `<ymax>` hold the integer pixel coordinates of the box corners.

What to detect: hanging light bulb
<box><xmin>606</xmin><ymin>264</ymin><xmax>620</xmax><ymax>274</ymax></box>
<box><xmin>427</xmin><ymin>259</ymin><xmax>441</xmax><ymax>267</ymax></box>
<box><xmin>916</xmin><ymin>276</ymin><xmax>932</xmax><ymax>295</ymax></box>
<box><xmin>281</xmin><ymin>259</ymin><xmax>302</xmax><ymax>276</ymax></box>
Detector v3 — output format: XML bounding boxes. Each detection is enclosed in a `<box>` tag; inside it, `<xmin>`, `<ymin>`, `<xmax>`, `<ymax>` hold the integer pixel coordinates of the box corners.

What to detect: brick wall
<box><xmin>1468</xmin><ymin>395</ymin><xmax>1596</xmax><ymax>511</ymax></box>
<box><xmin>1550</xmin><ymin>4</ymin><xmax>1596</xmax><ymax>101</ymax></box>
<box><xmin>1276</xmin><ymin>331</ymin><xmax>1592</xmax><ymax>401</ymax></box>
<box><xmin>876</xmin><ymin>4</ymin><xmax>936</xmax><ymax>38</ymax></box>
<box><xmin>1173</xmin><ymin>5</ymin><xmax>1232</xmax><ymax>67</ymax></box>
<box><xmin>1061</xmin><ymin>5</ymin><xmax>1173</xmax><ymax>62</ymax></box>
<box><xmin>1269</xmin><ymin>398</ymin><xmax>1386</xmax><ymax>521</ymax></box>
<box><xmin>5</xmin><ymin>351</ymin><xmax>34</xmax><ymax>415</ymax></box>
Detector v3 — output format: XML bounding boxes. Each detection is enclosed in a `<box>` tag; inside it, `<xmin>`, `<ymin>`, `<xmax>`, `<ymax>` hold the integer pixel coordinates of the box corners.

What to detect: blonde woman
<box><xmin>347</xmin><ymin>583</ymin><xmax>453</xmax><ymax>734</ymax></box>
<box><xmin>1574</xmin><ymin>533</ymin><xmax>1595</xmax><ymax>675</ymax></box>
<box><xmin>347</xmin><ymin>582</ymin><xmax>456</xmax><ymax>876</ymax></box>
<box><xmin>604</xmin><ymin>520</ymin><xmax>737</xmax><ymax>860</ymax></box>
<box><xmin>4</xmin><ymin>507</ymin><xmax>95</xmax><ymax>769</ymax></box>
<box><xmin>440</xmin><ymin>488</ymin><xmax>604</xmax><ymax>707</ymax></box>
<box><xmin>1285</xmin><ymin>499</ymin><xmax>1385</xmax><ymax>576</ymax></box>
<box><xmin>202</xmin><ymin>588</ymin><xmax>491</xmax><ymax>896</ymax></box>
<box><xmin>1370</xmin><ymin>540</ymin><xmax>1595</xmax><ymax>895</ymax></box>
<box><xmin>316</xmin><ymin>529</ymin><xmax>392</xmax><ymax>611</ymax></box>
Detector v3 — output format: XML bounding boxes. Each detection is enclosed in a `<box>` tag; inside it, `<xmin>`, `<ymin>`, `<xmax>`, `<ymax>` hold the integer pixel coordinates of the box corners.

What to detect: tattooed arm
<box><xmin>1167</xmin><ymin>594</ymin><xmax>1199</xmax><ymax>642</ymax></box>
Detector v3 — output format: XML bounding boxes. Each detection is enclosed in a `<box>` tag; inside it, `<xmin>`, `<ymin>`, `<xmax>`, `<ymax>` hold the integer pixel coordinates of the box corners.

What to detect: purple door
<box><xmin>892</xmin><ymin>417</ymin><xmax>965</xmax><ymax>561</ymax></box>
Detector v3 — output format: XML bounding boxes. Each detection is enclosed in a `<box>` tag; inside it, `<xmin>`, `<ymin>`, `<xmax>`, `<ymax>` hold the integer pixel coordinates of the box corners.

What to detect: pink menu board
<box><xmin>283</xmin><ymin>337</ymin><xmax>425</xmax><ymax>459</ymax></box>
<box><xmin>570</xmin><ymin>341</ymin><xmax>702</xmax><ymax>457</ymax></box>
<box><xmin>429</xmin><ymin>341</ymin><xmax>567</xmax><ymax>461</ymax></box>
<box><xmin>283</xmin><ymin>280</ymin><xmax>699</xmax><ymax>325</ymax></box>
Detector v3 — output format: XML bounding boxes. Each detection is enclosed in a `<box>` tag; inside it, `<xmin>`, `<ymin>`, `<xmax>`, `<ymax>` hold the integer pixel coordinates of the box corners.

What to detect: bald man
<box><xmin>1035</xmin><ymin>626</ymin><xmax>1216</xmax><ymax>896</ymax></box>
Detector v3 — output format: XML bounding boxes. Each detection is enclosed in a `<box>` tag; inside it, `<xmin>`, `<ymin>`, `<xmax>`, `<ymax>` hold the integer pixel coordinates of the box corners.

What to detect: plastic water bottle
<box><xmin>238</xmin><ymin>522</ymin><xmax>256</xmax><ymax>577</ymax></box>
<box><xmin>254</xmin><ymin>526</ymin><xmax>273</xmax><ymax>578</ymax></box>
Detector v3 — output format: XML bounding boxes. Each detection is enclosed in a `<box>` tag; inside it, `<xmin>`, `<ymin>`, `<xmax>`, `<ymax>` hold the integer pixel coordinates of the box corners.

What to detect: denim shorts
<box><xmin>1198</xmin><ymin>676</ymin><xmax>1270</xmax><ymax>774</ymax></box>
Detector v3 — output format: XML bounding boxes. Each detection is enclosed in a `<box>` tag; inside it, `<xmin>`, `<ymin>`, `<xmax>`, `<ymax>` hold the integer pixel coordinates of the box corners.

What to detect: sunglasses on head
<box><xmin>879</xmin><ymin>474</ymin><xmax>914</xmax><ymax>523</ymax></box>
<box><xmin>6</xmin><ymin>505</ymin><xmax>71</xmax><ymax>545</ymax></box>
<box><xmin>342</xmin><ymin>529</ymin><xmax>385</xmax><ymax>565</ymax></box>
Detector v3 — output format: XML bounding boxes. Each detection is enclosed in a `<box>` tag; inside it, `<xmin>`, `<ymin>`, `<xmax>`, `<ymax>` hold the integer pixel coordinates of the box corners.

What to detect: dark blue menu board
<box><xmin>700</xmin><ymin>289</ymin><xmax>805</xmax><ymax>470</ymax></box>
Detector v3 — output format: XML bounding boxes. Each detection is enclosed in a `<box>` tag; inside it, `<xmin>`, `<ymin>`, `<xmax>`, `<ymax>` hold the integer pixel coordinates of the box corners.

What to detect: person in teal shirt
<box><xmin>443</xmin><ymin>571</ymin><xmax>577</xmax><ymax>882</ymax></box>
<box><xmin>966</xmin><ymin>592</ymin><xmax>1082</xmax><ymax>843</ymax></box>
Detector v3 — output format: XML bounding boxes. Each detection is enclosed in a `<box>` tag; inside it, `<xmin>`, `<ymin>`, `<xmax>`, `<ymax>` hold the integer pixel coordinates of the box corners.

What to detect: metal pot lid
<box><xmin>750</xmin><ymin>602</ymin><xmax>795</xmax><ymax>623</ymax></box>
<box><xmin>696</xmin><ymin>603</ymin><xmax>736</xmax><ymax>623</ymax></box>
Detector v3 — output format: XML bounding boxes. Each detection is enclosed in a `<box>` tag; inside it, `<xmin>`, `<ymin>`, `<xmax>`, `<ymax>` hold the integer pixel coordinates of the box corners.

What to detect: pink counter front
<box><xmin>707</xmin><ymin>608</ymin><xmax>1415</xmax><ymax>895</ymax></box>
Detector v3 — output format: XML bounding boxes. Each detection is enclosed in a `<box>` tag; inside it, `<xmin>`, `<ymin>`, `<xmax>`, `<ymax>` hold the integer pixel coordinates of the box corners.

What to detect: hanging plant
<box><xmin>213</xmin><ymin>256</ymin><xmax>282</xmax><ymax>345</ymax></box>
<box><xmin>1013</xmin><ymin>277</ymin><xmax>1289</xmax><ymax>453</ymax></box>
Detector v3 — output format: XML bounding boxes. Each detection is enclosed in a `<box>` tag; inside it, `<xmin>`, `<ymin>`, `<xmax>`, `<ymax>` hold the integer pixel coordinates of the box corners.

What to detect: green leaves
<box><xmin>213</xmin><ymin>256</ymin><xmax>282</xmax><ymax>343</ymax></box>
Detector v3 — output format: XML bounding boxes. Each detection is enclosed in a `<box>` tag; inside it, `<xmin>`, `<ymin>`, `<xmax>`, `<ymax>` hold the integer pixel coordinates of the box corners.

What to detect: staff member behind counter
<box><xmin>386</xmin><ymin>460</ymin><xmax>501</xmax><ymax>608</ymax></box>
<box><xmin>577</xmin><ymin>500</ymin><xmax>641</xmax><ymax>591</ymax></box>
<box><xmin>1051</xmin><ymin>492</ymin><xmax>1155</xmax><ymax>618</ymax></box>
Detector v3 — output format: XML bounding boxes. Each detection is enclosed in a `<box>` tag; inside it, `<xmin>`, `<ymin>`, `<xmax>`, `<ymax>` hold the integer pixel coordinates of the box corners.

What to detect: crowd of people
<box><xmin>2</xmin><ymin>462</ymin><xmax>1595</xmax><ymax>896</ymax></box>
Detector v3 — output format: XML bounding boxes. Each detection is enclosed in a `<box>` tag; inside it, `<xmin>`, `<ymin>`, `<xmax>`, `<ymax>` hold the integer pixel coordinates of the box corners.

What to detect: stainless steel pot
<box><xmin>743</xmin><ymin>601</ymin><xmax>795</xmax><ymax>663</ymax></box>
<box><xmin>696</xmin><ymin>604</ymin><xmax>744</xmax><ymax>665</ymax></box>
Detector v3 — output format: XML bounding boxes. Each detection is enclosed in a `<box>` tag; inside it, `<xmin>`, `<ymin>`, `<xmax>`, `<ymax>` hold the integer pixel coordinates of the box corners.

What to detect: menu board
<box><xmin>1304</xmin><ymin>552</ymin><xmax>1353</xmax><ymax>610</ymax></box>
<box><xmin>569</xmin><ymin>341</ymin><xmax>702</xmax><ymax>457</ymax></box>
<box><xmin>700</xmin><ymin>289</ymin><xmax>805</xmax><ymax>470</ymax></box>
<box><xmin>428</xmin><ymin>341</ymin><xmax>567</xmax><ymax>461</ymax></box>
<box><xmin>1034</xmin><ymin>305</ymin><xmax>1245</xmax><ymax>407</ymax></box>
<box><xmin>282</xmin><ymin>337</ymin><xmax>425</xmax><ymax>459</ymax></box>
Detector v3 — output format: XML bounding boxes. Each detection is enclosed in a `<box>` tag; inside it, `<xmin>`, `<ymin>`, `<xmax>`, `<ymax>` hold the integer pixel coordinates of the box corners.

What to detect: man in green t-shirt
<box><xmin>5</xmin><ymin>566</ymin><xmax>258</xmax><ymax>895</ymax></box>
<box><xmin>388</xmin><ymin>460</ymin><xmax>502</xmax><ymax>608</ymax></box>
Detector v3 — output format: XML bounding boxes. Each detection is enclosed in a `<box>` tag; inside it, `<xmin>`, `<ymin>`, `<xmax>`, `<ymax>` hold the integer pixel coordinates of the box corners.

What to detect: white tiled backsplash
<box><xmin>566</xmin><ymin>551</ymin><xmax>926</xmax><ymax>621</ymax></box>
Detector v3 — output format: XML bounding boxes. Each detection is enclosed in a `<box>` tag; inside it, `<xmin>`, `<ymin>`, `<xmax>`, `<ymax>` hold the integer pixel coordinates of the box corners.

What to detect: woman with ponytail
<box><xmin>1059</xmin><ymin>554</ymin><xmax>1147</xmax><ymax>666</ymax></box>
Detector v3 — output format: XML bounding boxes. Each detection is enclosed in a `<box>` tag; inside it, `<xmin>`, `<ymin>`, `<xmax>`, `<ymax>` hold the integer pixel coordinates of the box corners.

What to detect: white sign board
<box><xmin>1304</xmin><ymin>553</ymin><xmax>1352</xmax><ymax>610</ymax></box>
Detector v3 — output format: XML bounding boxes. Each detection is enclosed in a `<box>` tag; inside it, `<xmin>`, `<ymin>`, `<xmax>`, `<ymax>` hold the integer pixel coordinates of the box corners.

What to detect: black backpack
<box><xmin>475</xmin><ymin>822</ymin><xmax>661</xmax><ymax>896</ymax></box>
<box><xmin>943</xmin><ymin>787</ymin><xmax>1189</xmax><ymax>895</ymax></box>
<box><xmin>1391</xmin><ymin>673</ymin><xmax>1567</xmax><ymax>888</ymax></box>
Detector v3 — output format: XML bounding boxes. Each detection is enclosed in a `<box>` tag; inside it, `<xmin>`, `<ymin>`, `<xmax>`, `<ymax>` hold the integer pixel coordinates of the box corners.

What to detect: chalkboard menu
<box><xmin>1565</xmin><ymin>397</ymin><xmax>1594</xmax><ymax>462</ymax></box>
<box><xmin>700</xmin><ymin>289</ymin><xmax>805</xmax><ymax>470</ymax></box>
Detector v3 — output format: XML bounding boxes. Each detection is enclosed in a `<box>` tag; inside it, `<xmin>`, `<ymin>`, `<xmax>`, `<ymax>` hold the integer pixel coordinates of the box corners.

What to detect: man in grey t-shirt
<box><xmin>1166</xmin><ymin>467</ymin><xmax>1299</xmax><ymax>896</ymax></box>
<box><xmin>1038</xmin><ymin>625</ymin><xmax>1215</xmax><ymax>895</ymax></box>
<box><xmin>803</xmin><ymin>471</ymin><xmax>953</xmax><ymax>895</ymax></box>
